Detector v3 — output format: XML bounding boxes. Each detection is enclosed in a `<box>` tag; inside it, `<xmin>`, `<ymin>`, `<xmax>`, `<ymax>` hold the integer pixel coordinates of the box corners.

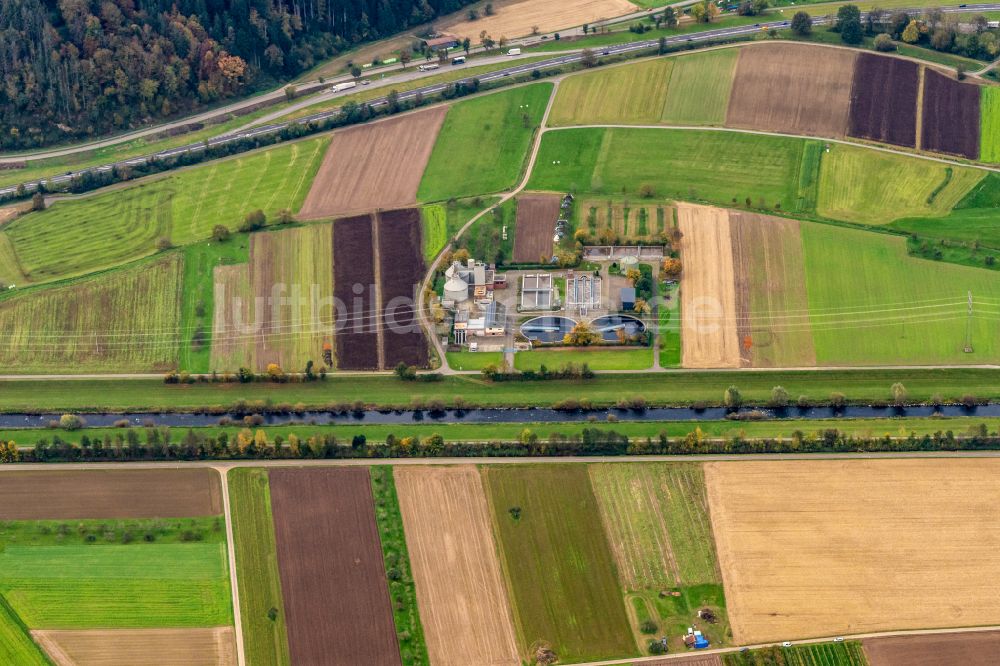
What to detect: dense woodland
<box><xmin>0</xmin><ymin>0</ymin><xmax>476</xmax><ymax>149</ymax></box>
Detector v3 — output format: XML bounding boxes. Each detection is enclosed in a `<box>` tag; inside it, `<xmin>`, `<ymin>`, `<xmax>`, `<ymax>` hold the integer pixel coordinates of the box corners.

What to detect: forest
<box><xmin>0</xmin><ymin>0</ymin><xmax>476</xmax><ymax>149</ymax></box>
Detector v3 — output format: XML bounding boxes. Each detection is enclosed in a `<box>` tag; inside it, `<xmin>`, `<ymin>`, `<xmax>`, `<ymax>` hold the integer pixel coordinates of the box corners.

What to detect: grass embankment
<box><xmin>0</xmin><ymin>370</ymin><xmax>997</xmax><ymax>411</ymax></box>
<box><xmin>483</xmin><ymin>464</ymin><xmax>636</xmax><ymax>662</ymax></box>
<box><xmin>513</xmin><ymin>347</ymin><xmax>654</xmax><ymax>371</ymax></box>
<box><xmin>418</xmin><ymin>83</ymin><xmax>552</xmax><ymax>202</ymax></box>
<box><xmin>0</xmin><ymin>596</ymin><xmax>51</xmax><ymax>665</ymax></box>
<box><xmin>5</xmin><ymin>416</ymin><xmax>999</xmax><ymax>449</ymax></box>
<box><xmin>3</xmin><ymin>137</ymin><xmax>327</xmax><ymax>284</ymax></box>
<box><xmin>0</xmin><ymin>518</ymin><xmax>232</xmax><ymax>628</ymax></box>
<box><xmin>369</xmin><ymin>466</ymin><xmax>428</xmax><ymax>666</ymax></box>
<box><xmin>228</xmin><ymin>469</ymin><xmax>291</xmax><ymax>666</ymax></box>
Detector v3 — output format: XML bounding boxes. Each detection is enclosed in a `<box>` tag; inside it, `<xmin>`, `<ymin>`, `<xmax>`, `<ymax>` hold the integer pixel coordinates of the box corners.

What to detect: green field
<box><xmin>816</xmin><ymin>144</ymin><xmax>984</xmax><ymax>226</ymax></box>
<box><xmin>483</xmin><ymin>465</ymin><xmax>636</xmax><ymax>662</ymax></box>
<box><xmin>723</xmin><ymin>640</ymin><xmax>869</xmax><ymax>665</ymax></box>
<box><xmin>589</xmin><ymin>463</ymin><xmax>728</xmax><ymax>652</ymax></box>
<box><xmin>0</xmin><ymin>368</ymin><xmax>997</xmax><ymax>412</ymax></box>
<box><xmin>529</xmin><ymin>128</ymin><xmax>812</xmax><ymax>212</ymax></box>
<box><xmin>661</xmin><ymin>48</ymin><xmax>739</xmax><ymax>126</ymax></box>
<box><xmin>369</xmin><ymin>467</ymin><xmax>428</xmax><ymax>666</ymax></box>
<box><xmin>0</xmin><ymin>254</ymin><xmax>182</xmax><ymax>373</ymax></box>
<box><xmin>801</xmin><ymin>222</ymin><xmax>1000</xmax><ymax>365</ymax></box>
<box><xmin>981</xmin><ymin>86</ymin><xmax>1000</xmax><ymax>163</ymax></box>
<box><xmin>3</xmin><ymin>138</ymin><xmax>327</xmax><ymax>284</ymax></box>
<box><xmin>0</xmin><ymin>597</ymin><xmax>50</xmax><ymax>665</ymax></box>
<box><xmin>513</xmin><ymin>347</ymin><xmax>654</xmax><ymax>371</ymax></box>
<box><xmin>229</xmin><ymin>469</ymin><xmax>290</xmax><ymax>666</ymax></box>
<box><xmin>420</xmin><ymin>197</ymin><xmax>493</xmax><ymax>262</ymax></box>
<box><xmin>0</xmin><ymin>518</ymin><xmax>231</xmax><ymax>628</ymax></box>
<box><xmin>549</xmin><ymin>59</ymin><xmax>673</xmax><ymax>127</ymax></box>
<box><xmin>418</xmin><ymin>84</ymin><xmax>553</xmax><ymax>202</ymax></box>
<box><xmin>445</xmin><ymin>350</ymin><xmax>504</xmax><ymax>370</ymax></box>
<box><xmin>892</xmin><ymin>171</ymin><xmax>1000</xmax><ymax>252</ymax></box>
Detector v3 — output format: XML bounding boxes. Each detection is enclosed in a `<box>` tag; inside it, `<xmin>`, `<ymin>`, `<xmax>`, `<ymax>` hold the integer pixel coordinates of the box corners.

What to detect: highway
<box><xmin>3</xmin><ymin>4</ymin><xmax>996</xmax><ymax>198</ymax></box>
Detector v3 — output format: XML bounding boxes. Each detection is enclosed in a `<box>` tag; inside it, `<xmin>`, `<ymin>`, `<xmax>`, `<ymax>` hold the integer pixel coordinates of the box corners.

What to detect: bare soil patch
<box><xmin>706</xmin><ymin>460</ymin><xmax>1000</xmax><ymax>644</ymax></box>
<box><xmin>270</xmin><ymin>468</ymin><xmax>400</xmax><ymax>666</ymax></box>
<box><xmin>848</xmin><ymin>53</ymin><xmax>919</xmax><ymax>147</ymax></box>
<box><xmin>34</xmin><ymin>627</ymin><xmax>235</xmax><ymax>666</ymax></box>
<box><xmin>333</xmin><ymin>214</ymin><xmax>381</xmax><ymax>370</ymax></box>
<box><xmin>920</xmin><ymin>68</ymin><xmax>981</xmax><ymax>159</ymax></box>
<box><xmin>513</xmin><ymin>193</ymin><xmax>561</xmax><ymax>263</ymax></box>
<box><xmin>442</xmin><ymin>0</ymin><xmax>638</xmax><ymax>41</ymax></box>
<box><xmin>396</xmin><ymin>466</ymin><xmax>519</xmax><ymax>666</ymax></box>
<box><xmin>377</xmin><ymin>209</ymin><xmax>429</xmax><ymax>368</ymax></box>
<box><xmin>677</xmin><ymin>204</ymin><xmax>740</xmax><ymax>368</ymax></box>
<box><xmin>727</xmin><ymin>44</ymin><xmax>855</xmax><ymax>137</ymax></box>
<box><xmin>864</xmin><ymin>630</ymin><xmax>1000</xmax><ymax>666</ymax></box>
<box><xmin>298</xmin><ymin>107</ymin><xmax>447</xmax><ymax>219</ymax></box>
<box><xmin>0</xmin><ymin>469</ymin><xmax>221</xmax><ymax>519</ymax></box>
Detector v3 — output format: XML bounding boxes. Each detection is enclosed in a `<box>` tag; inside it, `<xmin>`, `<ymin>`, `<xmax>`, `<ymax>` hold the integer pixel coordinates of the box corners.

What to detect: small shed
<box><xmin>620</xmin><ymin>287</ymin><xmax>636</xmax><ymax>312</ymax></box>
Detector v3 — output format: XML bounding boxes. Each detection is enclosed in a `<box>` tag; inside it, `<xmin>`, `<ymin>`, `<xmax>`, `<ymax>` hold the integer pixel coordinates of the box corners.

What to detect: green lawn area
<box><xmin>514</xmin><ymin>347</ymin><xmax>653</xmax><ymax>371</ymax></box>
<box><xmin>549</xmin><ymin>59</ymin><xmax>673</xmax><ymax>127</ymax></box>
<box><xmin>658</xmin><ymin>286</ymin><xmax>681</xmax><ymax>368</ymax></box>
<box><xmin>369</xmin><ymin>467</ymin><xmax>428</xmax><ymax>666</ymax></box>
<box><xmin>0</xmin><ymin>597</ymin><xmax>49</xmax><ymax>665</ymax></box>
<box><xmin>801</xmin><ymin>222</ymin><xmax>1000</xmax><ymax>365</ymax></box>
<box><xmin>723</xmin><ymin>640</ymin><xmax>868</xmax><ymax>665</ymax></box>
<box><xmin>483</xmin><ymin>465</ymin><xmax>636</xmax><ymax>662</ymax></box>
<box><xmin>531</xmin><ymin>15</ymin><xmax>761</xmax><ymax>52</ymax></box>
<box><xmin>529</xmin><ymin>128</ymin><xmax>813</xmax><ymax>213</ymax></box>
<box><xmin>589</xmin><ymin>463</ymin><xmax>729</xmax><ymax>652</ymax></box>
<box><xmin>179</xmin><ymin>236</ymin><xmax>251</xmax><ymax>373</ymax></box>
<box><xmin>418</xmin><ymin>83</ymin><xmax>553</xmax><ymax>202</ymax></box>
<box><xmin>0</xmin><ymin>518</ymin><xmax>231</xmax><ymax>628</ymax></box>
<box><xmin>0</xmin><ymin>254</ymin><xmax>183</xmax><ymax>373</ymax></box>
<box><xmin>661</xmin><ymin>48</ymin><xmax>739</xmax><ymax>126</ymax></box>
<box><xmin>891</xmin><ymin>171</ymin><xmax>1000</xmax><ymax>251</ymax></box>
<box><xmin>0</xmin><ymin>369</ymin><xmax>997</xmax><ymax>411</ymax></box>
<box><xmin>981</xmin><ymin>86</ymin><xmax>1000</xmax><ymax>164</ymax></box>
<box><xmin>3</xmin><ymin>138</ymin><xmax>327</xmax><ymax>285</ymax></box>
<box><xmin>420</xmin><ymin>197</ymin><xmax>494</xmax><ymax>263</ymax></box>
<box><xmin>446</xmin><ymin>350</ymin><xmax>504</xmax><ymax>370</ymax></box>
<box><xmin>816</xmin><ymin>143</ymin><xmax>984</xmax><ymax>226</ymax></box>
<box><xmin>228</xmin><ymin>469</ymin><xmax>290</xmax><ymax>666</ymax></box>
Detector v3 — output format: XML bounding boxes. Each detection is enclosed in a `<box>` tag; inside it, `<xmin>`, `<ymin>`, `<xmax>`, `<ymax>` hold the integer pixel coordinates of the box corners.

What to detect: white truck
<box><xmin>507</xmin><ymin>47</ymin><xmax>521</xmax><ymax>56</ymax></box>
<box><xmin>330</xmin><ymin>81</ymin><xmax>357</xmax><ymax>93</ymax></box>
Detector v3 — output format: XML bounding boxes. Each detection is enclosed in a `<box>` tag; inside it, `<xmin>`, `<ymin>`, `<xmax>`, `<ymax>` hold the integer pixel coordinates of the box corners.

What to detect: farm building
<box><xmin>425</xmin><ymin>34</ymin><xmax>460</xmax><ymax>50</ymax></box>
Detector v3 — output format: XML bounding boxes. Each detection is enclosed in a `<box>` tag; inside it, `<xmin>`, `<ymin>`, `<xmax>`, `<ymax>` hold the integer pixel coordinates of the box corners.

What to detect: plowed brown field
<box><xmin>0</xmin><ymin>469</ymin><xmax>221</xmax><ymax>519</ymax></box>
<box><xmin>848</xmin><ymin>53</ymin><xmax>919</xmax><ymax>147</ymax></box>
<box><xmin>298</xmin><ymin>107</ymin><xmax>447</xmax><ymax>219</ymax></box>
<box><xmin>920</xmin><ymin>68</ymin><xmax>981</xmax><ymax>159</ymax></box>
<box><xmin>33</xmin><ymin>627</ymin><xmax>235</xmax><ymax>666</ymax></box>
<box><xmin>270</xmin><ymin>468</ymin><xmax>400</xmax><ymax>666</ymax></box>
<box><xmin>442</xmin><ymin>0</ymin><xmax>637</xmax><ymax>41</ymax></box>
<box><xmin>706</xmin><ymin>460</ymin><xmax>1000</xmax><ymax>644</ymax></box>
<box><xmin>377</xmin><ymin>209</ymin><xmax>429</xmax><ymax>368</ymax></box>
<box><xmin>864</xmin><ymin>630</ymin><xmax>1000</xmax><ymax>666</ymax></box>
<box><xmin>396</xmin><ymin>466</ymin><xmax>519</xmax><ymax>666</ymax></box>
<box><xmin>677</xmin><ymin>204</ymin><xmax>739</xmax><ymax>368</ymax></box>
<box><xmin>513</xmin><ymin>193</ymin><xmax>561</xmax><ymax>263</ymax></box>
<box><xmin>727</xmin><ymin>44</ymin><xmax>855</xmax><ymax>137</ymax></box>
<box><xmin>333</xmin><ymin>214</ymin><xmax>381</xmax><ymax>370</ymax></box>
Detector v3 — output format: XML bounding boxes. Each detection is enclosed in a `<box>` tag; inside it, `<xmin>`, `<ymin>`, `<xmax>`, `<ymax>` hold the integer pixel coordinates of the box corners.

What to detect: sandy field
<box><xmin>298</xmin><ymin>107</ymin><xmax>447</xmax><ymax>219</ymax></box>
<box><xmin>677</xmin><ymin>204</ymin><xmax>740</xmax><ymax>368</ymax></box>
<box><xmin>706</xmin><ymin>460</ymin><xmax>1000</xmax><ymax>644</ymax></box>
<box><xmin>442</xmin><ymin>0</ymin><xmax>638</xmax><ymax>41</ymax></box>
<box><xmin>864</xmin><ymin>630</ymin><xmax>1000</xmax><ymax>666</ymax></box>
<box><xmin>727</xmin><ymin>44</ymin><xmax>855</xmax><ymax>137</ymax></box>
<box><xmin>396</xmin><ymin>466</ymin><xmax>519</xmax><ymax>666</ymax></box>
<box><xmin>34</xmin><ymin>627</ymin><xmax>235</xmax><ymax>666</ymax></box>
<box><xmin>0</xmin><ymin>469</ymin><xmax>222</xmax><ymax>519</ymax></box>
<box><xmin>513</xmin><ymin>193</ymin><xmax>561</xmax><ymax>262</ymax></box>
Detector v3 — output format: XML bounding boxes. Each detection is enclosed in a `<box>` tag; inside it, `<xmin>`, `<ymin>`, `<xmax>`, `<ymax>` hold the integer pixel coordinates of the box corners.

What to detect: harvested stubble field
<box><xmin>706</xmin><ymin>459</ymin><xmax>1000</xmax><ymax>643</ymax></box>
<box><xmin>483</xmin><ymin>465</ymin><xmax>636</xmax><ymax>663</ymax></box>
<box><xmin>863</xmin><ymin>630</ymin><xmax>1000</xmax><ymax>666</ymax></box>
<box><xmin>920</xmin><ymin>68</ymin><xmax>981</xmax><ymax>160</ymax></box>
<box><xmin>395</xmin><ymin>466</ymin><xmax>518</xmax><ymax>666</ymax></box>
<box><xmin>847</xmin><ymin>53</ymin><xmax>919</xmax><ymax>147</ymax></box>
<box><xmin>550</xmin><ymin>59</ymin><xmax>673</xmax><ymax>126</ymax></box>
<box><xmin>2</xmin><ymin>139</ymin><xmax>327</xmax><ymax>284</ymax></box>
<box><xmin>298</xmin><ymin>108</ymin><xmax>447</xmax><ymax>219</ymax></box>
<box><xmin>0</xmin><ymin>469</ymin><xmax>221</xmax><ymax>520</ymax></box>
<box><xmin>34</xmin><ymin>627</ymin><xmax>235</xmax><ymax>666</ymax></box>
<box><xmin>677</xmin><ymin>204</ymin><xmax>740</xmax><ymax>369</ymax></box>
<box><xmin>377</xmin><ymin>209</ymin><xmax>429</xmax><ymax>368</ymax></box>
<box><xmin>513</xmin><ymin>193</ymin><xmax>562</xmax><ymax>262</ymax></box>
<box><xmin>332</xmin><ymin>214</ymin><xmax>381</xmax><ymax>370</ymax></box>
<box><xmin>0</xmin><ymin>254</ymin><xmax>183</xmax><ymax>373</ymax></box>
<box><xmin>441</xmin><ymin>0</ymin><xmax>637</xmax><ymax>41</ymax></box>
<box><xmin>661</xmin><ymin>48</ymin><xmax>738</xmax><ymax>126</ymax></box>
<box><xmin>269</xmin><ymin>468</ymin><xmax>400</xmax><ymax>666</ymax></box>
<box><xmin>726</xmin><ymin>44</ymin><xmax>855</xmax><ymax>138</ymax></box>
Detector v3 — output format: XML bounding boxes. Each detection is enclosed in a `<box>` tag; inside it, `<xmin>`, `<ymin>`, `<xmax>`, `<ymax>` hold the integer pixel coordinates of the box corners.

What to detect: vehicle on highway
<box><xmin>452</xmin><ymin>56</ymin><xmax>466</xmax><ymax>65</ymax></box>
<box><xmin>330</xmin><ymin>81</ymin><xmax>357</xmax><ymax>94</ymax></box>
<box><xmin>418</xmin><ymin>63</ymin><xmax>440</xmax><ymax>72</ymax></box>
<box><xmin>508</xmin><ymin>48</ymin><xmax>521</xmax><ymax>56</ymax></box>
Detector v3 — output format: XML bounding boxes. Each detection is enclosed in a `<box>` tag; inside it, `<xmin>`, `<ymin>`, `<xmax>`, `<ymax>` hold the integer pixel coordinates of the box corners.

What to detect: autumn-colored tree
<box><xmin>563</xmin><ymin>322</ymin><xmax>602</xmax><ymax>346</ymax></box>
<box><xmin>661</xmin><ymin>257</ymin><xmax>683</xmax><ymax>278</ymax></box>
<box><xmin>625</xmin><ymin>267</ymin><xmax>642</xmax><ymax>285</ymax></box>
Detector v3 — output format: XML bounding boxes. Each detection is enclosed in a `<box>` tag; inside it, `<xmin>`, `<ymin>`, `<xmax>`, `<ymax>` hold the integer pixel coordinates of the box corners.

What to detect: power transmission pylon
<box><xmin>964</xmin><ymin>291</ymin><xmax>974</xmax><ymax>353</ymax></box>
